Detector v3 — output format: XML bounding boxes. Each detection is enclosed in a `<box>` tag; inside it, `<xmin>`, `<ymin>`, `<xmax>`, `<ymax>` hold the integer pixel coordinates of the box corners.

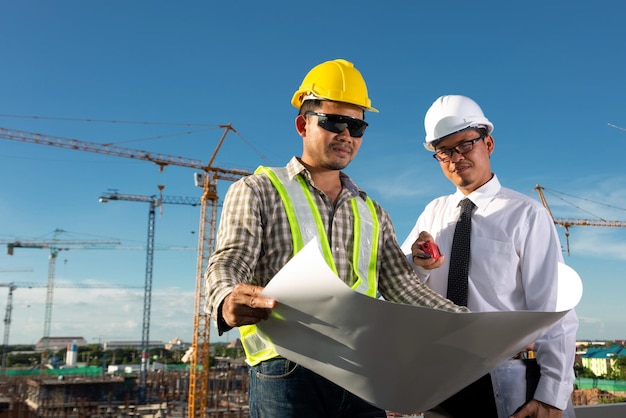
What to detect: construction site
<box><xmin>0</xmin><ymin>365</ymin><xmax>250</xmax><ymax>417</ymax></box>
<box><xmin>1</xmin><ymin>123</ymin><xmax>626</xmax><ymax>418</ymax></box>
<box><xmin>0</xmin><ymin>123</ymin><xmax>254</xmax><ymax>417</ymax></box>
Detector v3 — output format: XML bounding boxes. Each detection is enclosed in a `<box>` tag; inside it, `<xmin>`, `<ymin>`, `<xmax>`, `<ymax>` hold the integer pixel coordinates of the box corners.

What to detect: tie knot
<box><xmin>459</xmin><ymin>198</ymin><xmax>475</xmax><ymax>214</ymax></box>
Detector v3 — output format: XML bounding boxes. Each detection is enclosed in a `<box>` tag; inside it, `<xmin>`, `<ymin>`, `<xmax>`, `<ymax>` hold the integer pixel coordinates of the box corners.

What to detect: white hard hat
<box><xmin>423</xmin><ymin>95</ymin><xmax>494</xmax><ymax>151</ymax></box>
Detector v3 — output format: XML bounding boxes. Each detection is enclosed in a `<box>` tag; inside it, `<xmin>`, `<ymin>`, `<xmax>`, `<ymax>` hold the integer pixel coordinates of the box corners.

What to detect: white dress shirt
<box><xmin>400</xmin><ymin>174</ymin><xmax>579</xmax><ymax>410</ymax></box>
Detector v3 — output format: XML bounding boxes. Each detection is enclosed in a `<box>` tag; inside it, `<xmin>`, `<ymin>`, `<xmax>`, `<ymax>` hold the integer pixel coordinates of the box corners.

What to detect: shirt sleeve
<box><xmin>375</xmin><ymin>203</ymin><xmax>468</xmax><ymax>314</ymax></box>
<box><xmin>205</xmin><ymin>177</ymin><xmax>263</xmax><ymax>327</ymax></box>
<box><xmin>519</xmin><ymin>205</ymin><xmax>579</xmax><ymax>409</ymax></box>
<box><xmin>399</xmin><ymin>213</ymin><xmax>432</xmax><ymax>283</ymax></box>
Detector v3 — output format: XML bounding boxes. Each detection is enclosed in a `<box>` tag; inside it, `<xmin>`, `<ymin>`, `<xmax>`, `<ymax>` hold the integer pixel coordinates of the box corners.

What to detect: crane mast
<box><xmin>44</xmin><ymin>249</ymin><xmax>58</xmax><ymax>349</ymax></box>
<box><xmin>0</xmin><ymin>125</ymin><xmax>251</xmax><ymax>416</ymax></box>
<box><xmin>0</xmin><ymin>280</ymin><xmax>141</xmax><ymax>376</ymax></box>
<box><xmin>190</xmin><ymin>170</ymin><xmax>219</xmax><ymax>416</ymax></box>
<box><xmin>98</xmin><ymin>189</ymin><xmax>201</xmax><ymax>403</ymax></box>
<box><xmin>1</xmin><ymin>229</ymin><xmax>121</xmax><ymax>368</ymax></box>
<box><xmin>1</xmin><ymin>284</ymin><xmax>15</xmax><ymax>376</ymax></box>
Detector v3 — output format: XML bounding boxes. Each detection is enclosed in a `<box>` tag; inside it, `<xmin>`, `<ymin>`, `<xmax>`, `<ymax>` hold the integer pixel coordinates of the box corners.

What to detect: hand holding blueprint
<box><xmin>257</xmin><ymin>239</ymin><xmax>582</xmax><ymax>414</ymax></box>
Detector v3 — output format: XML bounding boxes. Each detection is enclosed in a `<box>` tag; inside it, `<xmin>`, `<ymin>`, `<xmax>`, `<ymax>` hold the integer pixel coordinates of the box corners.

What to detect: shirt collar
<box><xmin>453</xmin><ymin>173</ymin><xmax>501</xmax><ymax>210</ymax></box>
<box><xmin>287</xmin><ymin>156</ymin><xmax>365</xmax><ymax>199</ymax></box>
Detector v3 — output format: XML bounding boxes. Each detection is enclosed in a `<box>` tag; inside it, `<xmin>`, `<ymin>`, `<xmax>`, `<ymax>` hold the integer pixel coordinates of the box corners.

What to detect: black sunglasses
<box><xmin>304</xmin><ymin>111</ymin><xmax>368</xmax><ymax>138</ymax></box>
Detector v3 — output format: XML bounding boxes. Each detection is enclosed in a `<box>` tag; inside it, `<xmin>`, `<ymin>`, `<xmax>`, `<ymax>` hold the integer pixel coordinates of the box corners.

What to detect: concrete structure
<box><xmin>103</xmin><ymin>340</ymin><xmax>163</xmax><ymax>350</ymax></box>
<box><xmin>107</xmin><ymin>361</ymin><xmax>167</xmax><ymax>374</ymax></box>
<box><xmin>24</xmin><ymin>375</ymin><xmax>134</xmax><ymax>416</ymax></box>
<box><xmin>575</xmin><ymin>403</ymin><xmax>626</xmax><ymax>418</ymax></box>
<box><xmin>35</xmin><ymin>337</ymin><xmax>87</xmax><ymax>352</ymax></box>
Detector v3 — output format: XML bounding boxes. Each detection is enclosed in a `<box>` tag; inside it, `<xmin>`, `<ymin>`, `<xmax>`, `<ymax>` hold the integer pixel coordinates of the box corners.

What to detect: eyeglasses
<box><xmin>305</xmin><ymin>111</ymin><xmax>368</xmax><ymax>138</ymax></box>
<box><xmin>432</xmin><ymin>135</ymin><xmax>486</xmax><ymax>162</ymax></box>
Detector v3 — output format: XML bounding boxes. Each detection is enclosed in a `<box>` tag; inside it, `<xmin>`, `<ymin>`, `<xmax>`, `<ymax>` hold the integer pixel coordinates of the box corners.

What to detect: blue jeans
<box><xmin>249</xmin><ymin>358</ymin><xmax>387</xmax><ymax>418</ymax></box>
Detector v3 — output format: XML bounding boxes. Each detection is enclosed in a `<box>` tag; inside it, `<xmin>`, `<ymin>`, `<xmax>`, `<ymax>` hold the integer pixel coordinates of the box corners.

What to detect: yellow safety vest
<box><xmin>239</xmin><ymin>166</ymin><xmax>380</xmax><ymax>365</ymax></box>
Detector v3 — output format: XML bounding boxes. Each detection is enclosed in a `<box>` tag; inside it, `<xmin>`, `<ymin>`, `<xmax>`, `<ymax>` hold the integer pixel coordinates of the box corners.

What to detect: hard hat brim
<box><xmin>292</xmin><ymin>92</ymin><xmax>379</xmax><ymax>112</ymax></box>
<box><xmin>424</xmin><ymin>124</ymin><xmax>493</xmax><ymax>152</ymax></box>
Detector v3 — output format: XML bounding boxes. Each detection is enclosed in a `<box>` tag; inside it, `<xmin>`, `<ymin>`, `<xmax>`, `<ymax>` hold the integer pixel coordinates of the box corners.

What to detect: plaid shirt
<box><xmin>206</xmin><ymin>157</ymin><xmax>467</xmax><ymax>329</ymax></box>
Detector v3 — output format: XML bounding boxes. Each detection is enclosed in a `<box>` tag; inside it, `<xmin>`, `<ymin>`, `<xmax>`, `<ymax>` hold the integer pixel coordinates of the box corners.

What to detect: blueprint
<box><xmin>257</xmin><ymin>238</ymin><xmax>582</xmax><ymax>414</ymax></box>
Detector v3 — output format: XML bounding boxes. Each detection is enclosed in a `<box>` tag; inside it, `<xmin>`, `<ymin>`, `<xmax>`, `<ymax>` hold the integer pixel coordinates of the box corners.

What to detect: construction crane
<box><xmin>535</xmin><ymin>184</ymin><xmax>626</xmax><ymax>255</ymax></box>
<box><xmin>0</xmin><ymin>269</ymin><xmax>31</xmax><ymax>376</ymax></box>
<box><xmin>0</xmin><ymin>229</ymin><xmax>121</xmax><ymax>367</ymax></box>
<box><xmin>0</xmin><ymin>280</ymin><xmax>141</xmax><ymax>376</ymax></box>
<box><xmin>0</xmin><ymin>125</ymin><xmax>251</xmax><ymax>416</ymax></box>
<box><xmin>98</xmin><ymin>188</ymin><xmax>201</xmax><ymax>403</ymax></box>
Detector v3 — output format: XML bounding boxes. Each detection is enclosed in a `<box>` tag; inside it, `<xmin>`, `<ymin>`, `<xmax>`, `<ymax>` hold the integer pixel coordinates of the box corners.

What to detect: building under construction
<box><xmin>0</xmin><ymin>359</ymin><xmax>249</xmax><ymax>418</ymax></box>
<box><xmin>0</xmin><ymin>125</ymin><xmax>253</xmax><ymax>418</ymax></box>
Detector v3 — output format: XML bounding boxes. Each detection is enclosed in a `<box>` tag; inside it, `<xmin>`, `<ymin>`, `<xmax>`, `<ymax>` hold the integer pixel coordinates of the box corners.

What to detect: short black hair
<box><xmin>298</xmin><ymin>99</ymin><xmax>366</xmax><ymax>120</ymax></box>
<box><xmin>298</xmin><ymin>99</ymin><xmax>323</xmax><ymax>116</ymax></box>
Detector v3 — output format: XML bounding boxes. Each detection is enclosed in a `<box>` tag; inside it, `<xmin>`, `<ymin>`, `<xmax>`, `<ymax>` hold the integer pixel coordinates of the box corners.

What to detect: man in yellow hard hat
<box><xmin>206</xmin><ymin>59</ymin><xmax>469</xmax><ymax>417</ymax></box>
<box><xmin>401</xmin><ymin>95</ymin><xmax>578</xmax><ymax>418</ymax></box>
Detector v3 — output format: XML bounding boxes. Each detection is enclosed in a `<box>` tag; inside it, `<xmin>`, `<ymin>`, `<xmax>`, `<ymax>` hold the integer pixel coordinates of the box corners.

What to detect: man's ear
<box><xmin>486</xmin><ymin>135</ymin><xmax>495</xmax><ymax>155</ymax></box>
<box><xmin>295</xmin><ymin>114</ymin><xmax>307</xmax><ymax>135</ymax></box>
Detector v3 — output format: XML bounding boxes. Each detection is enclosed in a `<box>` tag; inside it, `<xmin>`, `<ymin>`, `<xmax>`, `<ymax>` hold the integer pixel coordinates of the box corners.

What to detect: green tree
<box><xmin>6</xmin><ymin>352</ymin><xmax>38</xmax><ymax>368</ymax></box>
<box><xmin>606</xmin><ymin>354</ymin><xmax>626</xmax><ymax>380</ymax></box>
<box><xmin>574</xmin><ymin>362</ymin><xmax>597</xmax><ymax>378</ymax></box>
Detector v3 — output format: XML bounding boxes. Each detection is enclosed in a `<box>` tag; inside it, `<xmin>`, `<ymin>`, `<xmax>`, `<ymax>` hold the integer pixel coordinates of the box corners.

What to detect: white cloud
<box><xmin>2</xmin><ymin>285</ymin><xmax>231</xmax><ymax>346</ymax></box>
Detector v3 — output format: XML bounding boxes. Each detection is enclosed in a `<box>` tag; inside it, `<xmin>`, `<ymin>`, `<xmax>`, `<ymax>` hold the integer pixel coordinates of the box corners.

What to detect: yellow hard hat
<box><xmin>291</xmin><ymin>59</ymin><xmax>378</xmax><ymax>112</ymax></box>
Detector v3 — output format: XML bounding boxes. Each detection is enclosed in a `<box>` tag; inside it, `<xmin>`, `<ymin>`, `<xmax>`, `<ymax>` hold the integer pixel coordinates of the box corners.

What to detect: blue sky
<box><xmin>1</xmin><ymin>1</ymin><xmax>625</xmax><ymax>346</ymax></box>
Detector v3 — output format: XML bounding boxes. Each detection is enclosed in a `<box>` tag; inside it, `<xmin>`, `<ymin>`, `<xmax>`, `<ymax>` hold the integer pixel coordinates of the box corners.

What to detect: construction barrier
<box><xmin>575</xmin><ymin>377</ymin><xmax>626</xmax><ymax>393</ymax></box>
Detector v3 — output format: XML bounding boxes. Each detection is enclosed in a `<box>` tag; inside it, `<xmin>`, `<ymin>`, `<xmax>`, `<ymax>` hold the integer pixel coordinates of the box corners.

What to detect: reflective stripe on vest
<box><xmin>239</xmin><ymin>166</ymin><xmax>380</xmax><ymax>366</ymax></box>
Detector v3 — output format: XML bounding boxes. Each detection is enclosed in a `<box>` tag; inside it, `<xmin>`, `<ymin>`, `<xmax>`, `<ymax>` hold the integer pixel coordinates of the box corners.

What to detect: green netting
<box><xmin>576</xmin><ymin>377</ymin><xmax>626</xmax><ymax>392</ymax></box>
<box><xmin>5</xmin><ymin>366</ymin><xmax>103</xmax><ymax>377</ymax></box>
<box><xmin>5</xmin><ymin>363</ymin><xmax>195</xmax><ymax>377</ymax></box>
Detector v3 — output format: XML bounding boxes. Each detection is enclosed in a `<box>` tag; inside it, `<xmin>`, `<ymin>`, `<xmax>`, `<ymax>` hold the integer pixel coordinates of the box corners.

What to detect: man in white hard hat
<box><xmin>206</xmin><ymin>61</ymin><xmax>469</xmax><ymax>418</ymax></box>
<box><xmin>400</xmin><ymin>95</ymin><xmax>578</xmax><ymax>418</ymax></box>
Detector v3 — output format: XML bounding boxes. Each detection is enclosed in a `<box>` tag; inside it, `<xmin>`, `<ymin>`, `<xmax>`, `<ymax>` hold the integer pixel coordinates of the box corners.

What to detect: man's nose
<box><xmin>337</xmin><ymin>128</ymin><xmax>352</xmax><ymax>141</ymax></box>
<box><xmin>449</xmin><ymin>148</ymin><xmax>464</xmax><ymax>162</ymax></box>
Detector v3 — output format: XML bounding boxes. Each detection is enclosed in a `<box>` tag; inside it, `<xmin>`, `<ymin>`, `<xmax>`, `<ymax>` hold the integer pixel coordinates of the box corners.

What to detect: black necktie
<box><xmin>447</xmin><ymin>198</ymin><xmax>475</xmax><ymax>306</ymax></box>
